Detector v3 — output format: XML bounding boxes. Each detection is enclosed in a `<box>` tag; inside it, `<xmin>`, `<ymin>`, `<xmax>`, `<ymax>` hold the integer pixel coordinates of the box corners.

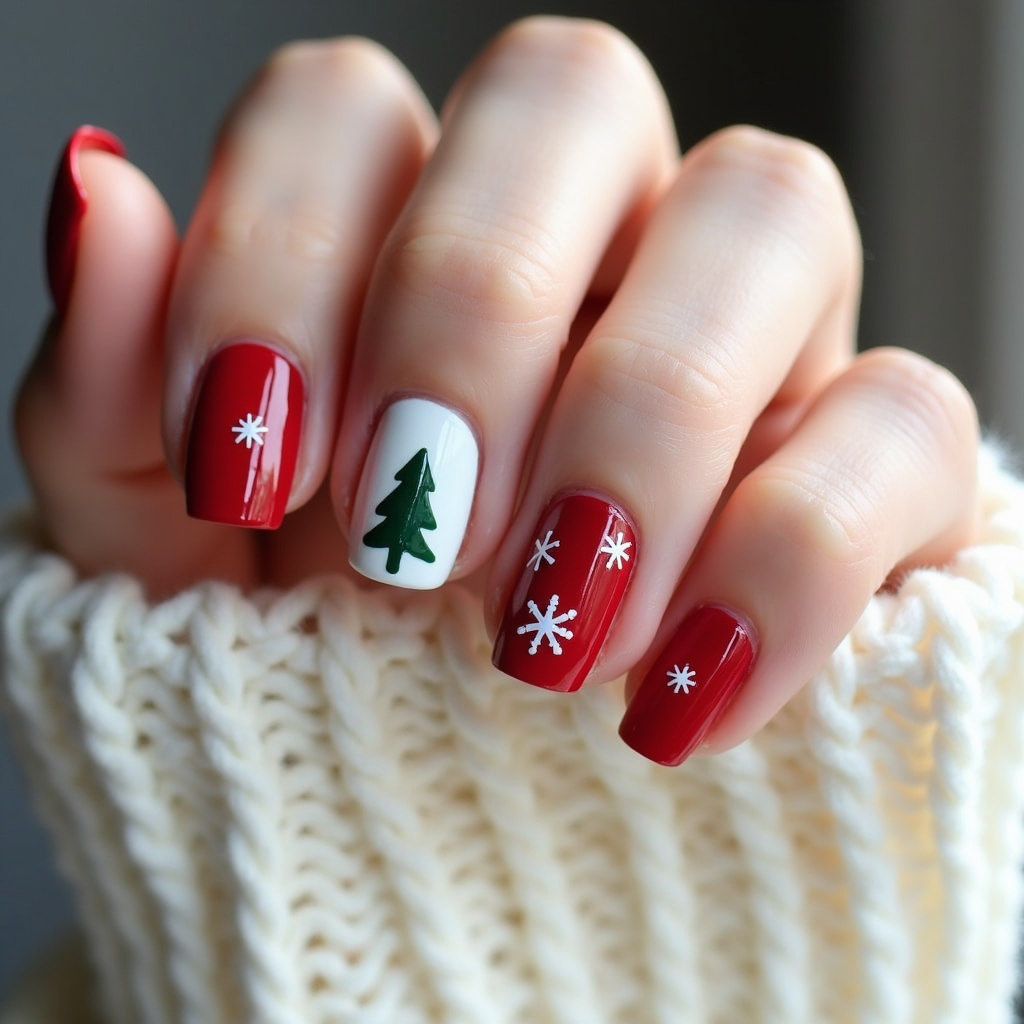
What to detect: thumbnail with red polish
<box><xmin>185</xmin><ymin>342</ymin><xmax>304</xmax><ymax>529</ymax></box>
<box><xmin>619</xmin><ymin>605</ymin><xmax>755</xmax><ymax>766</ymax></box>
<box><xmin>46</xmin><ymin>125</ymin><xmax>126</xmax><ymax>315</ymax></box>
<box><xmin>492</xmin><ymin>493</ymin><xmax>636</xmax><ymax>692</ymax></box>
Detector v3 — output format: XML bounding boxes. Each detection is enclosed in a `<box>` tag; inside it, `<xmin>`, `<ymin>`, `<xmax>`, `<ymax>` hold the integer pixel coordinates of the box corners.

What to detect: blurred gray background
<box><xmin>2</xmin><ymin>0</ymin><xmax>1023</xmax><ymax>1000</ymax></box>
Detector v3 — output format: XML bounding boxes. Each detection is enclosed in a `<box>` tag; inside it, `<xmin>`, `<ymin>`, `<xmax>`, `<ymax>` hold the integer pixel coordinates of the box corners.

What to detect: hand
<box><xmin>15</xmin><ymin>17</ymin><xmax>979</xmax><ymax>765</ymax></box>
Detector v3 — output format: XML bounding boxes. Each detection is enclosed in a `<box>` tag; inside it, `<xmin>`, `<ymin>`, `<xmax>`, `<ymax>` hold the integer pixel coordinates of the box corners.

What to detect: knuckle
<box><xmin>856</xmin><ymin>347</ymin><xmax>980</xmax><ymax>457</ymax></box>
<box><xmin>384</xmin><ymin>218</ymin><xmax>563</xmax><ymax>327</ymax></box>
<box><xmin>495</xmin><ymin>16</ymin><xmax>653</xmax><ymax>102</ymax></box>
<box><xmin>282</xmin><ymin>208</ymin><xmax>348</xmax><ymax>264</ymax></box>
<box><xmin>221</xmin><ymin>38</ymin><xmax>421</xmax><ymax>168</ymax></box>
<box><xmin>699</xmin><ymin>126</ymin><xmax>845</xmax><ymax>208</ymax></box>
<box><xmin>581</xmin><ymin>327</ymin><xmax>744</xmax><ymax>437</ymax></box>
<box><xmin>264</xmin><ymin>36</ymin><xmax>410</xmax><ymax>100</ymax></box>
<box><xmin>694</xmin><ymin>126</ymin><xmax>860</xmax><ymax>269</ymax></box>
<box><xmin>207</xmin><ymin>199</ymin><xmax>347</xmax><ymax>265</ymax></box>
<box><xmin>264</xmin><ymin>37</ymin><xmax>329</xmax><ymax>76</ymax></box>
<box><xmin>205</xmin><ymin>198</ymin><xmax>261</xmax><ymax>258</ymax></box>
<box><xmin>741</xmin><ymin>469</ymin><xmax>882</xmax><ymax>577</ymax></box>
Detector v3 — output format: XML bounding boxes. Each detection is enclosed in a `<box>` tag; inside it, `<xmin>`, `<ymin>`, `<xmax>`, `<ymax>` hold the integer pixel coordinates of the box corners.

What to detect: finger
<box><xmin>619</xmin><ymin>348</ymin><xmax>979</xmax><ymax>765</ymax></box>
<box><xmin>337</xmin><ymin>17</ymin><xmax>679</xmax><ymax>590</ymax></box>
<box><xmin>15</xmin><ymin>128</ymin><xmax>254</xmax><ymax>593</ymax></box>
<box><xmin>164</xmin><ymin>38</ymin><xmax>436</xmax><ymax>529</ymax></box>
<box><xmin>489</xmin><ymin>126</ymin><xmax>861</xmax><ymax>692</ymax></box>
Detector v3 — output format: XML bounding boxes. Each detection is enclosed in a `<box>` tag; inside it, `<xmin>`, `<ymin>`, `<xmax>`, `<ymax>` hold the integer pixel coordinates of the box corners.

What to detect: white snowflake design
<box><xmin>599</xmin><ymin>531</ymin><xmax>633</xmax><ymax>570</ymax></box>
<box><xmin>231</xmin><ymin>413</ymin><xmax>269</xmax><ymax>449</ymax></box>
<box><xmin>666</xmin><ymin>663</ymin><xmax>697</xmax><ymax>694</ymax></box>
<box><xmin>527</xmin><ymin>530</ymin><xmax>560</xmax><ymax>571</ymax></box>
<box><xmin>517</xmin><ymin>594</ymin><xmax>578</xmax><ymax>655</ymax></box>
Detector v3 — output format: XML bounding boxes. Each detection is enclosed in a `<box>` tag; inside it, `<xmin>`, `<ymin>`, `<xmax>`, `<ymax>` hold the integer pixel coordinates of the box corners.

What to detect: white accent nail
<box><xmin>349</xmin><ymin>397</ymin><xmax>479</xmax><ymax>590</ymax></box>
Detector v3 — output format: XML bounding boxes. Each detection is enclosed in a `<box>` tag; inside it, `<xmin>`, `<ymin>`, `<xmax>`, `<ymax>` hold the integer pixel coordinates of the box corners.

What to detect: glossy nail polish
<box><xmin>619</xmin><ymin>605</ymin><xmax>756</xmax><ymax>766</ymax></box>
<box><xmin>185</xmin><ymin>342</ymin><xmax>304</xmax><ymax>529</ymax></box>
<box><xmin>45</xmin><ymin>125</ymin><xmax>126</xmax><ymax>316</ymax></box>
<box><xmin>350</xmin><ymin>397</ymin><xmax>479</xmax><ymax>590</ymax></box>
<box><xmin>492</xmin><ymin>493</ymin><xmax>636</xmax><ymax>692</ymax></box>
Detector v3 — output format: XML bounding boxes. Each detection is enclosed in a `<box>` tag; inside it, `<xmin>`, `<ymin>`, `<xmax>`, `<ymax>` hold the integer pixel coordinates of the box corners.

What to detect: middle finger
<box><xmin>335</xmin><ymin>17</ymin><xmax>679</xmax><ymax>589</ymax></box>
<box><xmin>165</xmin><ymin>38</ymin><xmax>436</xmax><ymax>530</ymax></box>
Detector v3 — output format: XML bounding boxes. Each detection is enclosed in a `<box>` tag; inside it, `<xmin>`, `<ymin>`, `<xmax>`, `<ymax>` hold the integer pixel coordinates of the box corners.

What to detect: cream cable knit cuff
<box><xmin>3</xmin><ymin>443</ymin><xmax>1024</xmax><ymax>1024</ymax></box>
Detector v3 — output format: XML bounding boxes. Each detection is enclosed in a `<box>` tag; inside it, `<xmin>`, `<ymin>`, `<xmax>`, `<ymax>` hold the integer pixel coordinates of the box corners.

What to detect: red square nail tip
<box><xmin>185</xmin><ymin>342</ymin><xmax>304</xmax><ymax>529</ymax></box>
<box><xmin>492</xmin><ymin>493</ymin><xmax>636</xmax><ymax>692</ymax></box>
<box><xmin>619</xmin><ymin>605</ymin><xmax>756</xmax><ymax>766</ymax></box>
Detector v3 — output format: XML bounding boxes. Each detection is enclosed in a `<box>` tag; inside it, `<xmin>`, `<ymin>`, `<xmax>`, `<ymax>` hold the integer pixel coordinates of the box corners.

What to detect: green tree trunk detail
<box><xmin>362</xmin><ymin>447</ymin><xmax>438</xmax><ymax>574</ymax></box>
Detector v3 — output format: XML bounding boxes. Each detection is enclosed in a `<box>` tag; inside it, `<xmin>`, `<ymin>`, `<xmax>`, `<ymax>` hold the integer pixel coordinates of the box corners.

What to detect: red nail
<box><xmin>45</xmin><ymin>125</ymin><xmax>126</xmax><ymax>316</ymax></box>
<box><xmin>185</xmin><ymin>342</ymin><xmax>304</xmax><ymax>529</ymax></box>
<box><xmin>619</xmin><ymin>605</ymin><xmax>756</xmax><ymax>766</ymax></box>
<box><xmin>492</xmin><ymin>493</ymin><xmax>636</xmax><ymax>692</ymax></box>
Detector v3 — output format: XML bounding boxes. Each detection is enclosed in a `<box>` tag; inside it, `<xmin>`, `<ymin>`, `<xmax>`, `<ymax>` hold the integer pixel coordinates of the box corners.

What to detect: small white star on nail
<box><xmin>599</xmin><ymin>531</ymin><xmax>633</xmax><ymax>570</ymax></box>
<box><xmin>232</xmin><ymin>413</ymin><xmax>269</xmax><ymax>449</ymax></box>
<box><xmin>527</xmin><ymin>529</ymin><xmax>560</xmax><ymax>571</ymax></box>
<box><xmin>666</xmin><ymin>663</ymin><xmax>697</xmax><ymax>694</ymax></box>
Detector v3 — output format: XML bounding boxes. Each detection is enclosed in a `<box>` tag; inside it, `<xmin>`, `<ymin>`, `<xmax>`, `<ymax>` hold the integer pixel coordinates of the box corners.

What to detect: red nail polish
<box><xmin>619</xmin><ymin>605</ymin><xmax>756</xmax><ymax>766</ymax></box>
<box><xmin>185</xmin><ymin>342</ymin><xmax>304</xmax><ymax>529</ymax></box>
<box><xmin>45</xmin><ymin>125</ymin><xmax>126</xmax><ymax>316</ymax></box>
<box><xmin>492</xmin><ymin>493</ymin><xmax>636</xmax><ymax>692</ymax></box>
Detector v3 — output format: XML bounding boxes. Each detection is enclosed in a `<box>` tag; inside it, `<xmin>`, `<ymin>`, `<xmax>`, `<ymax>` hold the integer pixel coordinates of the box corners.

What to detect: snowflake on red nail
<box><xmin>666</xmin><ymin>663</ymin><xmax>697</xmax><ymax>694</ymax></box>
<box><xmin>527</xmin><ymin>530</ymin><xmax>560</xmax><ymax>571</ymax></box>
<box><xmin>232</xmin><ymin>413</ymin><xmax>268</xmax><ymax>449</ymax></box>
<box><xmin>599</xmin><ymin>531</ymin><xmax>633</xmax><ymax>570</ymax></box>
<box><xmin>517</xmin><ymin>594</ymin><xmax>577</xmax><ymax>655</ymax></box>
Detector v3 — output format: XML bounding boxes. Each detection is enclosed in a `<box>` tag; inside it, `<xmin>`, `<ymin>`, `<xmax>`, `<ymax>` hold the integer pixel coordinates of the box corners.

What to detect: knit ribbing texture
<box><xmin>2</xmin><ymin>443</ymin><xmax>1024</xmax><ymax>1024</ymax></box>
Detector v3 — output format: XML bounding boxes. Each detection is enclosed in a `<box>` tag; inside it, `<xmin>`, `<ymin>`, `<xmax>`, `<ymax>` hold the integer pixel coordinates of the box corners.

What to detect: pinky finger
<box><xmin>620</xmin><ymin>347</ymin><xmax>980</xmax><ymax>765</ymax></box>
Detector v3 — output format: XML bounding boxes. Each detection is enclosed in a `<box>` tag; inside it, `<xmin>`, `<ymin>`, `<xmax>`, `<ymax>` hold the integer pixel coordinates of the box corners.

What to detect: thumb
<box><xmin>15</xmin><ymin>126</ymin><xmax>256</xmax><ymax>594</ymax></box>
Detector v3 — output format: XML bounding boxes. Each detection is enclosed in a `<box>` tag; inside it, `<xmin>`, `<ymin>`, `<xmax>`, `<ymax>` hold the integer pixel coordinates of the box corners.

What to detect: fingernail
<box><xmin>492</xmin><ymin>493</ymin><xmax>636</xmax><ymax>692</ymax></box>
<box><xmin>185</xmin><ymin>341</ymin><xmax>304</xmax><ymax>529</ymax></box>
<box><xmin>45</xmin><ymin>125</ymin><xmax>126</xmax><ymax>316</ymax></box>
<box><xmin>619</xmin><ymin>605</ymin><xmax>756</xmax><ymax>766</ymax></box>
<box><xmin>349</xmin><ymin>397</ymin><xmax>478</xmax><ymax>590</ymax></box>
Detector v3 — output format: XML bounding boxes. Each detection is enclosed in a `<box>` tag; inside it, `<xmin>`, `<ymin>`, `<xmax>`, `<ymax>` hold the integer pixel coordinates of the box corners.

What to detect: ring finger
<box><xmin>489</xmin><ymin>125</ymin><xmax>862</xmax><ymax>693</ymax></box>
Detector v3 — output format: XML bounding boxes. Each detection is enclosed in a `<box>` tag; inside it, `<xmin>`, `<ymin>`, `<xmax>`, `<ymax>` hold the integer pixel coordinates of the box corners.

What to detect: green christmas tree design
<box><xmin>362</xmin><ymin>447</ymin><xmax>437</xmax><ymax>574</ymax></box>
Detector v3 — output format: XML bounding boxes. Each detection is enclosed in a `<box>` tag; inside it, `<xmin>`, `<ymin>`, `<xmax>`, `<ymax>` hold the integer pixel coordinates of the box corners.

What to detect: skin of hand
<box><xmin>15</xmin><ymin>17</ymin><xmax>980</xmax><ymax>766</ymax></box>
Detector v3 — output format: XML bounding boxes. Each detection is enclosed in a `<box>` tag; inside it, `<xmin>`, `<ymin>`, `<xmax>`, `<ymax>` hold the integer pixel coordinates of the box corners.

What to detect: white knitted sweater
<box><xmin>3</xmin><ymin>444</ymin><xmax>1024</xmax><ymax>1024</ymax></box>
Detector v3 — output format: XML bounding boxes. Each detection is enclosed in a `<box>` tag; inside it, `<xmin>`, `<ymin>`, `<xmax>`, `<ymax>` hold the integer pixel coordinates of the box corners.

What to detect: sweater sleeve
<box><xmin>2</xmin><ymin>440</ymin><xmax>1024</xmax><ymax>1024</ymax></box>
